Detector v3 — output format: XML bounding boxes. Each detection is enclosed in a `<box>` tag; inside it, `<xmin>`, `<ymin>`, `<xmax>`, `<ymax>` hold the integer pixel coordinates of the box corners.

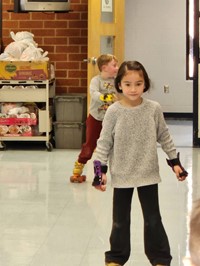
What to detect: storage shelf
<box><xmin>0</xmin><ymin>79</ymin><xmax>55</xmax><ymax>151</ymax></box>
<box><xmin>0</xmin><ymin>135</ymin><xmax>51</xmax><ymax>141</ymax></box>
<box><xmin>0</xmin><ymin>79</ymin><xmax>55</xmax><ymax>85</ymax></box>
<box><xmin>0</xmin><ymin>88</ymin><xmax>47</xmax><ymax>102</ymax></box>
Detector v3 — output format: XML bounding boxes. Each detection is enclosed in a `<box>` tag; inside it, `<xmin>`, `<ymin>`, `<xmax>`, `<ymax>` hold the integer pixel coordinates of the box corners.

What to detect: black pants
<box><xmin>105</xmin><ymin>184</ymin><xmax>172</xmax><ymax>266</ymax></box>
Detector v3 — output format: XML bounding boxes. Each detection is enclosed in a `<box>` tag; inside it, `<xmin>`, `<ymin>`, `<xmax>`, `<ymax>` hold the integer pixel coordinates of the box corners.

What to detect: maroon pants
<box><xmin>78</xmin><ymin>114</ymin><xmax>102</xmax><ymax>164</ymax></box>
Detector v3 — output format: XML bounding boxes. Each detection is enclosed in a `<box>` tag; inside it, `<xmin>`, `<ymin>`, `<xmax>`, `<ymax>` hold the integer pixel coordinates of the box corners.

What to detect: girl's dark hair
<box><xmin>115</xmin><ymin>61</ymin><xmax>150</xmax><ymax>93</ymax></box>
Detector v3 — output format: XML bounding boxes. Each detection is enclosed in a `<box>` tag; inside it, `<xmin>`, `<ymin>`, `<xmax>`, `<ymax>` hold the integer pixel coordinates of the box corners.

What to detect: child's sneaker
<box><xmin>70</xmin><ymin>161</ymin><xmax>86</xmax><ymax>183</ymax></box>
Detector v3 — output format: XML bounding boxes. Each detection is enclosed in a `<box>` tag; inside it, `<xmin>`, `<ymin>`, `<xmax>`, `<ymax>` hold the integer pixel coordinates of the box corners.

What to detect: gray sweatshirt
<box><xmin>95</xmin><ymin>98</ymin><xmax>177</xmax><ymax>188</ymax></box>
<box><xmin>89</xmin><ymin>75</ymin><xmax>116</xmax><ymax>121</ymax></box>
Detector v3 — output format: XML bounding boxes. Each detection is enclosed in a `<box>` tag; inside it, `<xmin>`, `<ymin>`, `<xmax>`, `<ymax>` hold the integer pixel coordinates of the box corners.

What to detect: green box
<box><xmin>53</xmin><ymin>122</ymin><xmax>86</xmax><ymax>149</ymax></box>
<box><xmin>54</xmin><ymin>93</ymin><xmax>87</xmax><ymax>122</ymax></box>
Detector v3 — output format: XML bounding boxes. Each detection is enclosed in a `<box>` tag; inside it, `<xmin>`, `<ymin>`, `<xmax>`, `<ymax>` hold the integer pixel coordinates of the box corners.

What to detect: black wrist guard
<box><xmin>92</xmin><ymin>160</ymin><xmax>107</xmax><ymax>186</ymax></box>
<box><xmin>166</xmin><ymin>152</ymin><xmax>188</xmax><ymax>177</ymax></box>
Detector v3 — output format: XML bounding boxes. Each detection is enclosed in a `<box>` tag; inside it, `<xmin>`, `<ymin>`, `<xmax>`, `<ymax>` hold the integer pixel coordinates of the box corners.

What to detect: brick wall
<box><xmin>1</xmin><ymin>0</ymin><xmax>88</xmax><ymax>94</ymax></box>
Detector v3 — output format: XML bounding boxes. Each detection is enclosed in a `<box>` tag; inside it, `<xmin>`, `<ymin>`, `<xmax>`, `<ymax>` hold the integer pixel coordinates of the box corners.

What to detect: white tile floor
<box><xmin>0</xmin><ymin>120</ymin><xmax>198</xmax><ymax>266</ymax></box>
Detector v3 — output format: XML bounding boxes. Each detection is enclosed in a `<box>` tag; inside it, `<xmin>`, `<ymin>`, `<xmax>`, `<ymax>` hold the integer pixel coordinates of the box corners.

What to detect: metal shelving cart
<box><xmin>0</xmin><ymin>79</ymin><xmax>55</xmax><ymax>151</ymax></box>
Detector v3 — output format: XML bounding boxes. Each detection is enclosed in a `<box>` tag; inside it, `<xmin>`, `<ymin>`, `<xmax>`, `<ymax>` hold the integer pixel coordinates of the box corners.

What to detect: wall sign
<box><xmin>102</xmin><ymin>0</ymin><xmax>112</xmax><ymax>12</ymax></box>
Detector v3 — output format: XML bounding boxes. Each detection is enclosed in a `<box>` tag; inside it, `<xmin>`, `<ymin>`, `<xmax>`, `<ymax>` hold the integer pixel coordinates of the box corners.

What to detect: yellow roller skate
<box><xmin>70</xmin><ymin>161</ymin><xmax>86</xmax><ymax>183</ymax></box>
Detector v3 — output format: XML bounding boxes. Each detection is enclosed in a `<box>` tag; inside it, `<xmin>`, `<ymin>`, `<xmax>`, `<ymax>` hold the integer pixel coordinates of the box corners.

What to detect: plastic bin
<box><xmin>54</xmin><ymin>93</ymin><xmax>87</xmax><ymax>122</ymax></box>
<box><xmin>53</xmin><ymin>122</ymin><xmax>86</xmax><ymax>149</ymax></box>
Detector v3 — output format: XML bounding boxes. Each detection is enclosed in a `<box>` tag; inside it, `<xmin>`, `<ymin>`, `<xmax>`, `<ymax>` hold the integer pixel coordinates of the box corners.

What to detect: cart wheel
<box><xmin>46</xmin><ymin>142</ymin><xmax>53</xmax><ymax>152</ymax></box>
<box><xmin>0</xmin><ymin>141</ymin><xmax>6</xmax><ymax>150</ymax></box>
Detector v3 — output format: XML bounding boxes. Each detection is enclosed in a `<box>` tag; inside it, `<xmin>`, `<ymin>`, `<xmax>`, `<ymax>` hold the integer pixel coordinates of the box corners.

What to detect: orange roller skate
<box><xmin>70</xmin><ymin>161</ymin><xmax>86</xmax><ymax>183</ymax></box>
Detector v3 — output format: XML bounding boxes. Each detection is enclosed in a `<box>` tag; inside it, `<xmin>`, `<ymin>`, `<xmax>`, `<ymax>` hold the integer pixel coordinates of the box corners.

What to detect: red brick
<box><xmin>56</xmin><ymin>29</ymin><xmax>80</xmax><ymax>37</ymax></box>
<box><xmin>69</xmin><ymin>54</ymin><xmax>86</xmax><ymax>61</ymax></box>
<box><xmin>69</xmin><ymin>37</ymin><xmax>87</xmax><ymax>45</ymax></box>
<box><xmin>50</xmin><ymin>54</ymin><xmax>68</xmax><ymax>61</ymax></box>
<box><xmin>55</xmin><ymin>70</ymin><xmax>67</xmax><ymax>78</ymax></box>
<box><xmin>56</xmin><ymin>12</ymin><xmax>80</xmax><ymax>20</ymax></box>
<box><xmin>33</xmin><ymin>29</ymin><xmax>56</xmax><ymax>37</ymax></box>
<box><xmin>69</xmin><ymin>21</ymin><xmax>87</xmax><ymax>28</ymax></box>
<box><xmin>68</xmin><ymin>87</ymin><xmax>87</xmax><ymax>94</ymax></box>
<box><xmin>68</xmin><ymin>70</ymin><xmax>87</xmax><ymax>78</ymax></box>
<box><xmin>55</xmin><ymin>45</ymin><xmax>79</xmax><ymax>53</ymax></box>
<box><xmin>44</xmin><ymin>21</ymin><xmax>68</xmax><ymax>28</ymax></box>
<box><xmin>56</xmin><ymin>62</ymin><xmax>80</xmax><ymax>69</ymax></box>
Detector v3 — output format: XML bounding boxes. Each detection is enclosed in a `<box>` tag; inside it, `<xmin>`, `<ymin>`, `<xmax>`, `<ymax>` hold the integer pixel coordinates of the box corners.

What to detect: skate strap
<box><xmin>166</xmin><ymin>152</ymin><xmax>188</xmax><ymax>177</ymax></box>
<box><xmin>101</xmin><ymin>164</ymin><xmax>108</xmax><ymax>173</ymax></box>
<box><xmin>93</xmin><ymin>160</ymin><xmax>107</xmax><ymax>174</ymax></box>
<box><xmin>92</xmin><ymin>160</ymin><xmax>107</xmax><ymax>186</ymax></box>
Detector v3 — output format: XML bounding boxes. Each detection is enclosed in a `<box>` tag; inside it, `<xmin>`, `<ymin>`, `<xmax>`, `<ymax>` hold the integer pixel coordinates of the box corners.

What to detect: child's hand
<box><xmin>173</xmin><ymin>165</ymin><xmax>187</xmax><ymax>181</ymax></box>
<box><xmin>166</xmin><ymin>152</ymin><xmax>188</xmax><ymax>181</ymax></box>
<box><xmin>94</xmin><ymin>173</ymin><xmax>107</xmax><ymax>192</ymax></box>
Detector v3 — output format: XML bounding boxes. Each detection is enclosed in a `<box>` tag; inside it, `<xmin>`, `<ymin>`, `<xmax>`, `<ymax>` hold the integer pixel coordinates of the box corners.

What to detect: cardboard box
<box><xmin>0</xmin><ymin>61</ymin><xmax>50</xmax><ymax>80</ymax></box>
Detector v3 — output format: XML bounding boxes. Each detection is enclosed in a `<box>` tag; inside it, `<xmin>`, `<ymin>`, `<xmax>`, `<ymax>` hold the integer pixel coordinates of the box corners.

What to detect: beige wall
<box><xmin>125</xmin><ymin>0</ymin><xmax>193</xmax><ymax>113</ymax></box>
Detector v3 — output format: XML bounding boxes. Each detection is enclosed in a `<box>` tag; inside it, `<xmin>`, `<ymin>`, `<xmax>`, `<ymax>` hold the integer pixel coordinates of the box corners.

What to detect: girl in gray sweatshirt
<box><xmin>93</xmin><ymin>61</ymin><xmax>188</xmax><ymax>266</ymax></box>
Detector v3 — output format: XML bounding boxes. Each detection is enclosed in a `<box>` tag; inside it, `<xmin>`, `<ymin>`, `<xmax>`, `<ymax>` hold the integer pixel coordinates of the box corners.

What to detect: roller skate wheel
<box><xmin>70</xmin><ymin>175</ymin><xmax>86</xmax><ymax>183</ymax></box>
<box><xmin>81</xmin><ymin>175</ymin><xmax>86</xmax><ymax>182</ymax></box>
